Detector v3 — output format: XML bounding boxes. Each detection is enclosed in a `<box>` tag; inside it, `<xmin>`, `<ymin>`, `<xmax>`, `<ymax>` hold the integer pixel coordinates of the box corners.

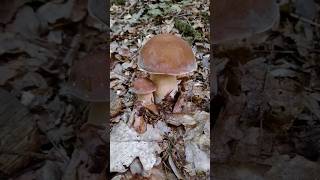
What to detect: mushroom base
<box><xmin>150</xmin><ymin>74</ymin><xmax>178</xmax><ymax>103</ymax></box>
<box><xmin>137</xmin><ymin>93</ymin><xmax>154</xmax><ymax>105</ymax></box>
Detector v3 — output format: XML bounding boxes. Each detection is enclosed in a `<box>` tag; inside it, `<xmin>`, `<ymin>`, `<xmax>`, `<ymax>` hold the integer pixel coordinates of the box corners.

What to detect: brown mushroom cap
<box><xmin>138</xmin><ymin>34</ymin><xmax>196</xmax><ymax>75</ymax></box>
<box><xmin>213</xmin><ymin>0</ymin><xmax>279</xmax><ymax>42</ymax></box>
<box><xmin>132</xmin><ymin>78</ymin><xmax>156</xmax><ymax>94</ymax></box>
<box><xmin>66</xmin><ymin>50</ymin><xmax>108</xmax><ymax>102</ymax></box>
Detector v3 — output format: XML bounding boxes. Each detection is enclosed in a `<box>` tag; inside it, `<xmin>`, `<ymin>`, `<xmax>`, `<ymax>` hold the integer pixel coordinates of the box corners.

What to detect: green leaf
<box><xmin>148</xmin><ymin>4</ymin><xmax>159</xmax><ymax>9</ymax></box>
<box><xmin>111</xmin><ymin>0</ymin><xmax>125</xmax><ymax>6</ymax></box>
<box><xmin>128</xmin><ymin>9</ymin><xmax>144</xmax><ymax>24</ymax></box>
<box><xmin>180</xmin><ymin>0</ymin><xmax>192</xmax><ymax>6</ymax></box>
<box><xmin>170</xmin><ymin>4</ymin><xmax>181</xmax><ymax>13</ymax></box>
<box><xmin>148</xmin><ymin>8</ymin><xmax>163</xmax><ymax>17</ymax></box>
<box><xmin>159</xmin><ymin>3</ymin><xmax>168</xmax><ymax>9</ymax></box>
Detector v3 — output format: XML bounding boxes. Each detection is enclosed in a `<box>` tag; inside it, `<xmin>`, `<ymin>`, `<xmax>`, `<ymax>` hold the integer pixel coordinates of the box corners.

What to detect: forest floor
<box><xmin>0</xmin><ymin>0</ymin><xmax>109</xmax><ymax>179</ymax></box>
<box><xmin>212</xmin><ymin>0</ymin><xmax>320</xmax><ymax>179</ymax></box>
<box><xmin>110</xmin><ymin>0</ymin><xmax>210</xmax><ymax>179</ymax></box>
<box><xmin>0</xmin><ymin>0</ymin><xmax>319</xmax><ymax>180</ymax></box>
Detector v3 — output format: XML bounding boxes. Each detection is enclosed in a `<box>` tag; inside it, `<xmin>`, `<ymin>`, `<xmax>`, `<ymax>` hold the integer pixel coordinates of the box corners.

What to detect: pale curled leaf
<box><xmin>37</xmin><ymin>0</ymin><xmax>74</xmax><ymax>24</ymax></box>
<box><xmin>185</xmin><ymin>142</ymin><xmax>210</xmax><ymax>172</ymax></box>
<box><xmin>6</xmin><ymin>6</ymin><xmax>41</xmax><ymax>38</ymax></box>
<box><xmin>183</xmin><ymin>111</ymin><xmax>210</xmax><ymax>173</ymax></box>
<box><xmin>110</xmin><ymin>121</ymin><xmax>162</xmax><ymax>172</ymax></box>
<box><xmin>166</xmin><ymin>113</ymin><xmax>197</xmax><ymax>126</ymax></box>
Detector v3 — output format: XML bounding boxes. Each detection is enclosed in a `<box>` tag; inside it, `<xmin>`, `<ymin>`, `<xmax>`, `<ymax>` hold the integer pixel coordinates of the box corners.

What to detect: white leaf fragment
<box><xmin>110</xmin><ymin>121</ymin><xmax>162</xmax><ymax>172</ymax></box>
<box><xmin>185</xmin><ymin>142</ymin><xmax>210</xmax><ymax>172</ymax></box>
<box><xmin>183</xmin><ymin>111</ymin><xmax>210</xmax><ymax>173</ymax></box>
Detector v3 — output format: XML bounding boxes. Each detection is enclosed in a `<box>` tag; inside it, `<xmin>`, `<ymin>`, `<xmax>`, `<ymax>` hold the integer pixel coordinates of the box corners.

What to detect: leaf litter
<box><xmin>110</xmin><ymin>0</ymin><xmax>210</xmax><ymax>179</ymax></box>
<box><xmin>0</xmin><ymin>0</ymin><xmax>108</xmax><ymax>179</ymax></box>
<box><xmin>213</xmin><ymin>0</ymin><xmax>320</xmax><ymax>179</ymax></box>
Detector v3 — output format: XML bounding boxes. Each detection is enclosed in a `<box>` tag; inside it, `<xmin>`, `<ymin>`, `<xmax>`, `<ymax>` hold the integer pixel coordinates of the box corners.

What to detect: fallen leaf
<box><xmin>110</xmin><ymin>121</ymin><xmax>162</xmax><ymax>172</ymax></box>
<box><xmin>0</xmin><ymin>88</ymin><xmax>40</xmax><ymax>175</ymax></box>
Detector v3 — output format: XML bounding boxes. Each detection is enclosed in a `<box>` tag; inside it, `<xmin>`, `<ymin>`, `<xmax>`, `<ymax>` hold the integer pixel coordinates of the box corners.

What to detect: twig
<box><xmin>0</xmin><ymin>150</ymin><xmax>63</xmax><ymax>162</ymax></box>
<box><xmin>290</xmin><ymin>13</ymin><xmax>320</xmax><ymax>28</ymax></box>
<box><xmin>63</xmin><ymin>33</ymin><xmax>82</xmax><ymax>66</ymax></box>
<box><xmin>119</xmin><ymin>2</ymin><xmax>137</xmax><ymax>18</ymax></box>
<box><xmin>46</xmin><ymin>136</ymin><xmax>70</xmax><ymax>163</ymax></box>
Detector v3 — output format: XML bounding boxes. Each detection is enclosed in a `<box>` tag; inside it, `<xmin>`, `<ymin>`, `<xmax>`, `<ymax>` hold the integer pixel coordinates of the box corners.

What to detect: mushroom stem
<box><xmin>150</xmin><ymin>74</ymin><xmax>178</xmax><ymax>103</ymax></box>
<box><xmin>137</xmin><ymin>93</ymin><xmax>154</xmax><ymax>105</ymax></box>
<box><xmin>137</xmin><ymin>93</ymin><xmax>158</xmax><ymax>114</ymax></box>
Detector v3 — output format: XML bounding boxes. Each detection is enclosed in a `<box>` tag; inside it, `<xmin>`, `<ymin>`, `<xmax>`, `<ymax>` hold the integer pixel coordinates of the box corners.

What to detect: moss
<box><xmin>174</xmin><ymin>19</ymin><xmax>203</xmax><ymax>41</ymax></box>
<box><xmin>111</xmin><ymin>0</ymin><xmax>125</xmax><ymax>6</ymax></box>
<box><xmin>200</xmin><ymin>12</ymin><xmax>209</xmax><ymax>22</ymax></box>
<box><xmin>195</xmin><ymin>171</ymin><xmax>207</xmax><ymax>178</ymax></box>
<box><xmin>174</xmin><ymin>19</ymin><xmax>193</xmax><ymax>35</ymax></box>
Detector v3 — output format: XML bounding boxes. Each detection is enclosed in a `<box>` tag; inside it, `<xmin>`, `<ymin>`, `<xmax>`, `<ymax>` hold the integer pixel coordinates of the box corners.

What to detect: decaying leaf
<box><xmin>265</xmin><ymin>155</ymin><xmax>320</xmax><ymax>179</ymax></box>
<box><xmin>133</xmin><ymin>114</ymin><xmax>147</xmax><ymax>134</ymax></box>
<box><xmin>0</xmin><ymin>88</ymin><xmax>40</xmax><ymax>175</ymax></box>
<box><xmin>110</xmin><ymin>90</ymin><xmax>123</xmax><ymax>117</ymax></box>
<box><xmin>110</xmin><ymin>121</ymin><xmax>162</xmax><ymax>172</ymax></box>
<box><xmin>110</xmin><ymin>0</ymin><xmax>209</xmax><ymax>178</ymax></box>
<box><xmin>166</xmin><ymin>113</ymin><xmax>197</xmax><ymax>127</ymax></box>
<box><xmin>0</xmin><ymin>32</ymin><xmax>55</xmax><ymax>60</ymax></box>
<box><xmin>183</xmin><ymin>111</ymin><xmax>210</xmax><ymax>174</ymax></box>
<box><xmin>0</xmin><ymin>0</ymin><xmax>28</xmax><ymax>24</ymax></box>
<box><xmin>63</xmin><ymin>50</ymin><xmax>108</xmax><ymax>102</ymax></box>
<box><xmin>0</xmin><ymin>60</ymin><xmax>23</xmax><ymax>85</ymax></box>
<box><xmin>6</xmin><ymin>6</ymin><xmax>41</xmax><ymax>38</ymax></box>
<box><xmin>37</xmin><ymin>0</ymin><xmax>74</xmax><ymax>25</ymax></box>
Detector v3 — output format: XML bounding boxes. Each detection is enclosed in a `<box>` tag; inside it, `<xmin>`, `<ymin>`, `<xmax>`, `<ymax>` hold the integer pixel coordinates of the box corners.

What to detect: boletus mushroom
<box><xmin>132</xmin><ymin>77</ymin><xmax>158</xmax><ymax>114</ymax></box>
<box><xmin>213</xmin><ymin>0</ymin><xmax>279</xmax><ymax>43</ymax></box>
<box><xmin>138</xmin><ymin>34</ymin><xmax>197</xmax><ymax>103</ymax></box>
<box><xmin>65</xmin><ymin>50</ymin><xmax>108</xmax><ymax>126</ymax></box>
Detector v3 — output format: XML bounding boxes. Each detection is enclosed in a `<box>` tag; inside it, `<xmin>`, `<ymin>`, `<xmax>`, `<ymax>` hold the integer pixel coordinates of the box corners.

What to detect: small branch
<box><xmin>290</xmin><ymin>13</ymin><xmax>320</xmax><ymax>28</ymax></box>
<box><xmin>0</xmin><ymin>150</ymin><xmax>63</xmax><ymax>162</ymax></box>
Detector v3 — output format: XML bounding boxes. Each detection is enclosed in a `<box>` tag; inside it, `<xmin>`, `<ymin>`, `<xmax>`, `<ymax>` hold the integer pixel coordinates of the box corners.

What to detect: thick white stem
<box><xmin>137</xmin><ymin>93</ymin><xmax>154</xmax><ymax>105</ymax></box>
<box><xmin>150</xmin><ymin>74</ymin><xmax>178</xmax><ymax>103</ymax></box>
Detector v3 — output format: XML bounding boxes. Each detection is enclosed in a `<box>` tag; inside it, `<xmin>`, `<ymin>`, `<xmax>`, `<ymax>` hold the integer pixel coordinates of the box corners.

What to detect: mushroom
<box><xmin>64</xmin><ymin>50</ymin><xmax>108</xmax><ymax>127</ymax></box>
<box><xmin>132</xmin><ymin>77</ymin><xmax>158</xmax><ymax>114</ymax></box>
<box><xmin>214</xmin><ymin>0</ymin><xmax>279</xmax><ymax>43</ymax></box>
<box><xmin>138</xmin><ymin>34</ymin><xmax>197</xmax><ymax>103</ymax></box>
